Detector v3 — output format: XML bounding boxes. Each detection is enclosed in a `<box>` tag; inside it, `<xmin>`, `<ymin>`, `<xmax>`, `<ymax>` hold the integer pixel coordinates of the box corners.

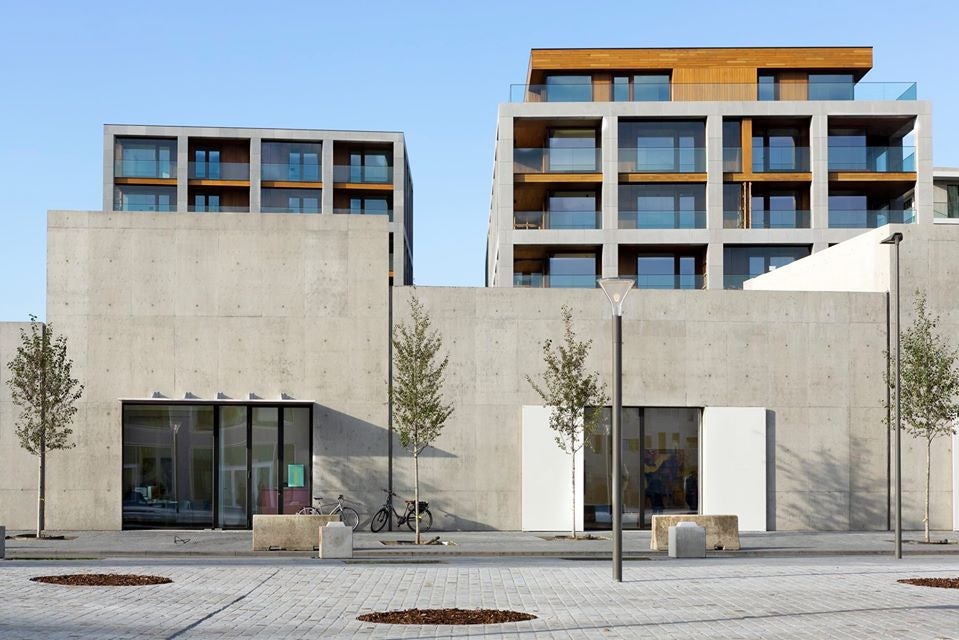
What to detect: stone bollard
<box><xmin>318</xmin><ymin>521</ymin><xmax>353</xmax><ymax>559</ymax></box>
<box><xmin>668</xmin><ymin>522</ymin><xmax>706</xmax><ymax>558</ymax></box>
<box><xmin>0</xmin><ymin>526</ymin><xmax>5</xmax><ymax>559</ymax></box>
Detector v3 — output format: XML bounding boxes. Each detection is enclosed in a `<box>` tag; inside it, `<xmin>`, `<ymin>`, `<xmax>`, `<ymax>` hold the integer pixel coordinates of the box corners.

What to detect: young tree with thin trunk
<box><xmin>526</xmin><ymin>305</ymin><xmax>608</xmax><ymax>539</ymax></box>
<box><xmin>887</xmin><ymin>292</ymin><xmax>959</xmax><ymax>542</ymax></box>
<box><xmin>6</xmin><ymin>316</ymin><xmax>84</xmax><ymax>538</ymax></box>
<box><xmin>391</xmin><ymin>293</ymin><xmax>453</xmax><ymax>544</ymax></box>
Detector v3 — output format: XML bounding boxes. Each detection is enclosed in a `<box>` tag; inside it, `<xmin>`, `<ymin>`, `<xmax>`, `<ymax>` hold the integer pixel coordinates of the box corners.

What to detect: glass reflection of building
<box><xmin>584</xmin><ymin>407</ymin><xmax>699</xmax><ymax>530</ymax></box>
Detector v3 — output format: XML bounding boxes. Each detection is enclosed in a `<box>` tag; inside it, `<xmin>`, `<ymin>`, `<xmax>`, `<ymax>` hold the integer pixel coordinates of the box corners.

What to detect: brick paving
<box><xmin>1</xmin><ymin>556</ymin><xmax>958</xmax><ymax>638</ymax></box>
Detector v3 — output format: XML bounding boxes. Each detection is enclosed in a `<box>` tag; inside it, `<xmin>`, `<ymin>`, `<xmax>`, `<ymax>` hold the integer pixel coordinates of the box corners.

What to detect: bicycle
<box><xmin>296</xmin><ymin>494</ymin><xmax>360</xmax><ymax>530</ymax></box>
<box><xmin>370</xmin><ymin>488</ymin><xmax>433</xmax><ymax>532</ymax></box>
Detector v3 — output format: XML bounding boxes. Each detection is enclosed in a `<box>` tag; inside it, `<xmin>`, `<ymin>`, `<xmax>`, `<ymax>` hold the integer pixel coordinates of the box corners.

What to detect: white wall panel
<box><xmin>702</xmin><ymin>406</ymin><xmax>767</xmax><ymax>531</ymax></box>
<box><xmin>521</xmin><ymin>405</ymin><xmax>584</xmax><ymax>532</ymax></box>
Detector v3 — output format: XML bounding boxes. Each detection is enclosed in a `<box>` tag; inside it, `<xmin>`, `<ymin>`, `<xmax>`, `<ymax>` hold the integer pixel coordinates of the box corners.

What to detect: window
<box><xmin>619</xmin><ymin>121</ymin><xmax>705</xmax><ymax>172</ymax></box>
<box><xmin>193</xmin><ymin>194</ymin><xmax>220</xmax><ymax>213</ymax></box>
<box><xmin>758</xmin><ymin>73</ymin><xmax>778</xmax><ymax>101</ymax></box>
<box><xmin>809</xmin><ymin>74</ymin><xmax>854</xmax><ymax>100</ymax></box>
<box><xmin>261</xmin><ymin>188</ymin><xmax>320</xmax><ymax>213</ymax></box>
<box><xmin>261</xmin><ymin>142</ymin><xmax>321</xmax><ymax>181</ymax></box>
<box><xmin>612</xmin><ymin>76</ymin><xmax>630</xmax><ymax>102</ymax></box>
<box><xmin>636</xmin><ymin>255</ymin><xmax>699</xmax><ymax>289</ymax></box>
<box><xmin>753</xmin><ymin>127</ymin><xmax>805</xmax><ymax>172</ymax></box>
<box><xmin>114</xmin><ymin>186</ymin><xmax>176</xmax><ymax>212</ymax></box>
<box><xmin>723</xmin><ymin>245</ymin><xmax>810</xmax><ymax>288</ymax></box>
<box><xmin>545</xmin><ymin>75</ymin><xmax>592</xmax><ymax>102</ymax></box>
<box><xmin>194</xmin><ymin>150</ymin><xmax>221</xmax><ymax>179</ymax></box>
<box><xmin>347</xmin><ymin>197</ymin><xmax>390</xmax><ymax>218</ymax></box>
<box><xmin>547</xmin><ymin>191</ymin><xmax>598</xmax><ymax>229</ymax></box>
<box><xmin>619</xmin><ymin>184</ymin><xmax>705</xmax><ymax>229</ymax></box>
<box><xmin>116</xmin><ymin>138</ymin><xmax>176</xmax><ymax>178</ymax></box>
<box><xmin>828</xmin><ymin>131</ymin><xmax>868</xmax><ymax>170</ymax></box>
<box><xmin>349</xmin><ymin>151</ymin><xmax>391</xmax><ymax>183</ymax></box>
<box><xmin>751</xmin><ymin>190</ymin><xmax>807</xmax><ymax>228</ymax></box>
<box><xmin>723</xmin><ymin>120</ymin><xmax>742</xmax><ymax>171</ymax></box>
<box><xmin>548</xmin><ymin>253</ymin><xmax>597</xmax><ymax>288</ymax></box>
<box><xmin>633</xmin><ymin>74</ymin><xmax>670</xmax><ymax>102</ymax></box>
<box><xmin>547</xmin><ymin>129</ymin><xmax>598</xmax><ymax>172</ymax></box>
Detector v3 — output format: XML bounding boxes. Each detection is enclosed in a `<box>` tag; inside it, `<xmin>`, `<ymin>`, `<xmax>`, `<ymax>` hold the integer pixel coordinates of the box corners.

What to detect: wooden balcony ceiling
<box><xmin>527</xmin><ymin>47</ymin><xmax>873</xmax><ymax>84</ymax></box>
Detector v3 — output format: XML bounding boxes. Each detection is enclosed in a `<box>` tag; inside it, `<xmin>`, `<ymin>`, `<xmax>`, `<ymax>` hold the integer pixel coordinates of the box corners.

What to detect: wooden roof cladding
<box><xmin>526</xmin><ymin>47</ymin><xmax>873</xmax><ymax>84</ymax></box>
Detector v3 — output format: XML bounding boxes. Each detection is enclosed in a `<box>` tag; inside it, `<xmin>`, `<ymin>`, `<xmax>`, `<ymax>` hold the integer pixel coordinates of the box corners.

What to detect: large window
<box><xmin>548</xmin><ymin>253</ymin><xmax>597</xmax><ymax>288</ymax></box>
<box><xmin>262</xmin><ymin>141</ymin><xmax>321</xmax><ymax>182</ymax></box>
<box><xmin>546</xmin><ymin>191</ymin><xmax>598</xmax><ymax>229</ymax></box>
<box><xmin>547</xmin><ymin>129</ymin><xmax>598</xmax><ymax>172</ymax></box>
<box><xmin>619</xmin><ymin>184</ymin><xmax>706</xmax><ymax>229</ymax></box>
<box><xmin>753</xmin><ymin>127</ymin><xmax>807</xmax><ymax>172</ymax></box>
<box><xmin>545</xmin><ymin>75</ymin><xmax>592</xmax><ymax>102</ymax></box>
<box><xmin>261</xmin><ymin>188</ymin><xmax>320</xmax><ymax>213</ymax></box>
<box><xmin>809</xmin><ymin>74</ymin><xmax>854</xmax><ymax>100</ymax></box>
<box><xmin>122</xmin><ymin>403</ymin><xmax>312</xmax><ymax>529</ymax></box>
<box><xmin>115</xmin><ymin>138</ymin><xmax>176</xmax><ymax>178</ymax></box>
<box><xmin>619</xmin><ymin>121</ymin><xmax>705</xmax><ymax>172</ymax></box>
<box><xmin>584</xmin><ymin>407</ymin><xmax>700</xmax><ymax>530</ymax></box>
<box><xmin>114</xmin><ymin>185</ymin><xmax>176</xmax><ymax>212</ymax></box>
<box><xmin>723</xmin><ymin>245</ymin><xmax>811</xmax><ymax>289</ymax></box>
<box><xmin>636</xmin><ymin>254</ymin><xmax>701</xmax><ymax>290</ymax></box>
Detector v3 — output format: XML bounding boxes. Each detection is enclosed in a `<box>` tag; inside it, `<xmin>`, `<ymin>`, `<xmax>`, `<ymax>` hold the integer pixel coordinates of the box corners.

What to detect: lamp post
<box><xmin>880</xmin><ymin>231</ymin><xmax>903</xmax><ymax>559</ymax></box>
<box><xmin>599</xmin><ymin>277</ymin><xmax>634</xmax><ymax>582</ymax></box>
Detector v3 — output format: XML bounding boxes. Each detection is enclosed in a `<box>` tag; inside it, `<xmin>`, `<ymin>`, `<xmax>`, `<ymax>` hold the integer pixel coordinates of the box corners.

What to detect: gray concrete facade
<box><xmin>489</xmin><ymin>98</ymin><xmax>931</xmax><ymax>288</ymax></box>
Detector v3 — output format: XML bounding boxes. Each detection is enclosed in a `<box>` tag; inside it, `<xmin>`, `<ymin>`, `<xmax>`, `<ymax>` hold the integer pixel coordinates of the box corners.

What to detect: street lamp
<box><xmin>880</xmin><ymin>231</ymin><xmax>903</xmax><ymax>559</ymax></box>
<box><xmin>599</xmin><ymin>277</ymin><xmax>634</xmax><ymax>582</ymax></box>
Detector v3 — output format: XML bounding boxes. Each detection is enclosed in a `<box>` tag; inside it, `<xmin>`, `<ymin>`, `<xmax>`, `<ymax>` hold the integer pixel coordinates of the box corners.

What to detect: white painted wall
<box><xmin>521</xmin><ymin>405</ymin><xmax>584</xmax><ymax>532</ymax></box>
<box><xmin>702</xmin><ymin>407</ymin><xmax>767</xmax><ymax>532</ymax></box>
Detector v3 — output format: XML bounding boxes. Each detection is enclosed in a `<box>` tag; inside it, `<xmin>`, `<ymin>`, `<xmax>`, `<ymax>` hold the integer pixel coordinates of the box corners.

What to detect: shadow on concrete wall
<box><xmin>766</xmin><ymin>410</ymin><xmax>777</xmax><ymax>531</ymax></box>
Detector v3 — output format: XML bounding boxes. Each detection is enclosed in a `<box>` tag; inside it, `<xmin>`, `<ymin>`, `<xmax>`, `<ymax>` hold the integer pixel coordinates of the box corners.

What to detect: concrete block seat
<box><xmin>668</xmin><ymin>522</ymin><xmax>707</xmax><ymax>558</ymax></box>
<box><xmin>252</xmin><ymin>514</ymin><xmax>340</xmax><ymax>551</ymax></box>
<box><xmin>318</xmin><ymin>521</ymin><xmax>353</xmax><ymax>559</ymax></box>
<box><xmin>650</xmin><ymin>515</ymin><xmax>740</xmax><ymax>551</ymax></box>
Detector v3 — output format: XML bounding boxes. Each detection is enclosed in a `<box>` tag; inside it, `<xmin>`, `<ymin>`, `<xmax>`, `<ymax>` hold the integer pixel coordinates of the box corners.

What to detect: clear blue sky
<box><xmin>1</xmin><ymin>0</ymin><xmax>957</xmax><ymax>321</ymax></box>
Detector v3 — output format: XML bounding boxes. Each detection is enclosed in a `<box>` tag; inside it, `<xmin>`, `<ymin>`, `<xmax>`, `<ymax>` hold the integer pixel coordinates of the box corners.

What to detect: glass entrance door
<box><xmin>251</xmin><ymin>407</ymin><xmax>280</xmax><ymax>516</ymax></box>
<box><xmin>217</xmin><ymin>406</ymin><xmax>248</xmax><ymax>528</ymax></box>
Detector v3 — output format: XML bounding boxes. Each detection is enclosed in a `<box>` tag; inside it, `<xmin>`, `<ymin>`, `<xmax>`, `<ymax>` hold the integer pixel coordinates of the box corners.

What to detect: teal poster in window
<box><xmin>288</xmin><ymin>464</ymin><xmax>305</xmax><ymax>488</ymax></box>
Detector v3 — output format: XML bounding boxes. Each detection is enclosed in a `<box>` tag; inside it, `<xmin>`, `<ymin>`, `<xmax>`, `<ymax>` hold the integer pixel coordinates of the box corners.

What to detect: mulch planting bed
<box><xmin>31</xmin><ymin>574</ymin><xmax>172</xmax><ymax>587</ymax></box>
<box><xmin>358</xmin><ymin>608</ymin><xmax>537</xmax><ymax>625</ymax></box>
<box><xmin>898</xmin><ymin>577</ymin><xmax>959</xmax><ymax>589</ymax></box>
<box><xmin>538</xmin><ymin>534</ymin><xmax>608</xmax><ymax>541</ymax></box>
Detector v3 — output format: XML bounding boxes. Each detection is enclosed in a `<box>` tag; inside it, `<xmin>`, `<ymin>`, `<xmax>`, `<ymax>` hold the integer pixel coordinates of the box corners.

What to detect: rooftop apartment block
<box><xmin>106</xmin><ymin>125</ymin><xmax>414</xmax><ymax>284</ymax></box>
<box><xmin>487</xmin><ymin>47</ymin><xmax>933</xmax><ymax>290</ymax></box>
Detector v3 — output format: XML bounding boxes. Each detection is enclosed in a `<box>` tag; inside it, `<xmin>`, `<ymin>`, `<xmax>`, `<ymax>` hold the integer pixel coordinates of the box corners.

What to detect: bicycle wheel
<box><xmin>405</xmin><ymin>508</ymin><xmax>433</xmax><ymax>532</ymax></box>
<box><xmin>296</xmin><ymin>506</ymin><xmax>320</xmax><ymax>515</ymax></box>
<box><xmin>370</xmin><ymin>508</ymin><xmax>390</xmax><ymax>532</ymax></box>
<box><xmin>340</xmin><ymin>507</ymin><xmax>360</xmax><ymax>530</ymax></box>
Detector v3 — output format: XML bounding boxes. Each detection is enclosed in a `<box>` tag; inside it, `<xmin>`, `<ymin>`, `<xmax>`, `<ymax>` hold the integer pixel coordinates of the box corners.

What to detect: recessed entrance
<box><xmin>121</xmin><ymin>402</ymin><xmax>312</xmax><ymax>529</ymax></box>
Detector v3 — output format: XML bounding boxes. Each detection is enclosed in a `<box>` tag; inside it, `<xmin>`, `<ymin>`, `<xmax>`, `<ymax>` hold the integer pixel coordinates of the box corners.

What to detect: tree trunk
<box><xmin>924</xmin><ymin>437</ymin><xmax>932</xmax><ymax>543</ymax></box>
<box><xmin>37</xmin><ymin>442</ymin><xmax>45</xmax><ymax>539</ymax></box>
<box><xmin>571</xmin><ymin>454</ymin><xmax>576</xmax><ymax>540</ymax></box>
<box><xmin>414</xmin><ymin>451</ymin><xmax>421</xmax><ymax>545</ymax></box>
<box><xmin>37</xmin><ymin>323</ymin><xmax>46</xmax><ymax>539</ymax></box>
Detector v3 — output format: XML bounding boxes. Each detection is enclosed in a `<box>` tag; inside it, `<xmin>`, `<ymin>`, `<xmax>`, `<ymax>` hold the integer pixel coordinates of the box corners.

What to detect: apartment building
<box><xmin>487</xmin><ymin>47</ymin><xmax>931</xmax><ymax>290</ymax></box>
<box><xmin>105</xmin><ymin>125</ymin><xmax>414</xmax><ymax>285</ymax></box>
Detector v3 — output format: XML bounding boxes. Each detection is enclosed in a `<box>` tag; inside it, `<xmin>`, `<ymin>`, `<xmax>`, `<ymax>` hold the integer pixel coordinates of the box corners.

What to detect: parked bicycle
<box><xmin>296</xmin><ymin>494</ymin><xmax>360</xmax><ymax>530</ymax></box>
<box><xmin>370</xmin><ymin>488</ymin><xmax>433</xmax><ymax>532</ymax></box>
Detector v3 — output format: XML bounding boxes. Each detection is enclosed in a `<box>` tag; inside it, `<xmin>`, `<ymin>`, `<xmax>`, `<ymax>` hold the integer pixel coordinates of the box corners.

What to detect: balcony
<box><xmin>828</xmin><ymin>209</ymin><xmax>916</xmax><ymax>228</ymax></box>
<box><xmin>513</xmin><ymin>210</ymin><xmax>601</xmax><ymax>230</ymax></box>
<box><xmin>619</xmin><ymin>209</ymin><xmax>706</xmax><ymax>229</ymax></box>
<box><xmin>724</xmin><ymin>274</ymin><xmax>757</xmax><ymax>290</ymax></box>
<box><xmin>635</xmin><ymin>274</ymin><xmax>704</xmax><ymax>290</ymax></box>
<box><xmin>509</xmin><ymin>82</ymin><xmax>918</xmax><ymax>103</ymax></box>
<box><xmin>618</xmin><ymin>147</ymin><xmax>706</xmax><ymax>173</ymax></box>
<box><xmin>828</xmin><ymin>146</ymin><xmax>916</xmax><ymax>172</ymax></box>
<box><xmin>262</xmin><ymin>163</ymin><xmax>321</xmax><ymax>182</ymax></box>
<box><xmin>723</xmin><ymin>148</ymin><xmax>743</xmax><ymax>172</ymax></box>
<box><xmin>333</xmin><ymin>208</ymin><xmax>393</xmax><ymax>221</ymax></box>
<box><xmin>188</xmin><ymin>162</ymin><xmax>250</xmax><ymax>181</ymax></box>
<box><xmin>187</xmin><ymin>205</ymin><xmax>251</xmax><ymax>213</ymax></box>
<box><xmin>261</xmin><ymin>205</ymin><xmax>321</xmax><ymax>214</ymax></box>
<box><xmin>512</xmin><ymin>273</ymin><xmax>597</xmax><ymax>288</ymax></box>
<box><xmin>752</xmin><ymin>210</ymin><xmax>811</xmax><ymax>229</ymax></box>
<box><xmin>753</xmin><ymin>147</ymin><xmax>810</xmax><ymax>173</ymax></box>
<box><xmin>513</xmin><ymin>148</ymin><xmax>601</xmax><ymax>174</ymax></box>
<box><xmin>115</xmin><ymin>159</ymin><xmax>176</xmax><ymax>179</ymax></box>
<box><xmin>332</xmin><ymin>165</ymin><xmax>393</xmax><ymax>184</ymax></box>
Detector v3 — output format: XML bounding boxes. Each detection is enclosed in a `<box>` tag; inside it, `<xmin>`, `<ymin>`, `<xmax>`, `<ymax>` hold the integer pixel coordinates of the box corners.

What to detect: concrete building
<box><xmin>487</xmin><ymin>47</ymin><xmax>930</xmax><ymax>290</ymax></box>
<box><xmin>1</xmin><ymin>49</ymin><xmax>958</xmax><ymax>535</ymax></box>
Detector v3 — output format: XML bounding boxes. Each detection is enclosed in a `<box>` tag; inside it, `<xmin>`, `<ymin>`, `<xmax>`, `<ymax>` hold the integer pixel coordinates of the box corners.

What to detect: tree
<box><xmin>887</xmin><ymin>292</ymin><xmax>959</xmax><ymax>542</ymax></box>
<box><xmin>391</xmin><ymin>294</ymin><xmax>453</xmax><ymax>544</ymax></box>
<box><xmin>526</xmin><ymin>305</ymin><xmax>608</xmax><ymax>539</ymax></box>
<box><xmin>6</xmin><ymin>316</ymin><xmax>84</xmax><ymax>538</ymax></box>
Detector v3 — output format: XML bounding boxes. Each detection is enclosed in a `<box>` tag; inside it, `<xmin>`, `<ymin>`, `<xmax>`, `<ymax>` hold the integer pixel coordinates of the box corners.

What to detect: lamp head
<box><xmin>880</xmin><ymin>232</ymin><xmax>903</xmax><ymax>245</ymax></box>
<box><xmin>599</xmin><ymin>278</ymin><xmax>634</xmax><ymax>317</ymax></box>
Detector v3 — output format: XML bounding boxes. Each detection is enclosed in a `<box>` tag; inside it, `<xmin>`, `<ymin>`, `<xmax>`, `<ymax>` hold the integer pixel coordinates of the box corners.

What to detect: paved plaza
<box><xmin>1</xmin><ymin>555</ymin><xmax>958</xmax><ymax>639</ymax></box>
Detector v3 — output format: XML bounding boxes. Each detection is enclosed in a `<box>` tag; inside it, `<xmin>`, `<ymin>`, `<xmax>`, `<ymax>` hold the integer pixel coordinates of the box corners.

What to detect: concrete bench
<box><xmin>252</xmin><ymin>514</ymin><xmax>340</xmax><ymax>551</ymax></box>
<box><xmin>318</xmin><ymin>521</ymin><xmax>353</xmax><ymax>559</ymax></box>
<box><xmin>650</xmin><ymin>515</ymin><xmax>740</xmax><ymax>551</ymax></box>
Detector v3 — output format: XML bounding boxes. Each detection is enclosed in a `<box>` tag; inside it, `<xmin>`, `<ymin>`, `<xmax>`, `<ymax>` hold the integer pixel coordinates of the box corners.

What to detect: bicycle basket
<box><xmin>406</xmin><ymin>500</ymin><xmax>429</xmax><ymax>511</ymax></box>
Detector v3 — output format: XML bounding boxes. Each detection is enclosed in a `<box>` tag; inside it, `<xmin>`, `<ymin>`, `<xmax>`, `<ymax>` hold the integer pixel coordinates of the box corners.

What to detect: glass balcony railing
<box><xmin>513</xmin><ymin>273</ymin><xmax>598</xmax><ymax>288</ymax></box>
<box><xmin>261</xmin><ymin>163</ymin><xmax>321</xmax><ymax>182</ymax></box>
<box><xmin>634</xmin><ymin>274</ymin><xmax>705</xmax><ymax>290</ymax></box>
<box><xmin>618</xmin><ymin>210</ymin><xmax>706</xmax><ymax>229</ymax></box>
<box><xmin>828</xmin><ymin>146</ymin><xmax>916</xmax><ymax>172</ymax></box>
<box><xmin>513</xmin><ymin>148</ymin><xmax>601</xmax><ymax>173</ymax></box>
<box><xmin>115</xmin><ymin>159</ymin><xmax>176</xmax><ymax>179</ymax></box>
<box><xmin>187</xmin><ymin>205</ymin><xmax>250</xmax><ymax>213</ymax></box>
<box><xmin>188</xmin><ymin>162</ymin><xmax>250</xmax><ymax>180</ymax></box>
<box><xmin>261</xmin><ymin>206</ymin><xmax>321</xmax><ymax>214</ymax></box>
<box><xmin>723</xmin><ymin>147</ymin><xmax>743</xmax><ymax>172</ymax></box>
<box><xmin>332</xmin><ymin>165</ymin><xmax>393</xmax><ymax>183</ymax></box>
<box><xmin>724</xmin><ymin>274</ymin><xmax>759</xmax><ymax>290</ymax></box>
<box><xmin>114</xmin><ymin>201</ymin><xmax>176</xmax><ymax>212</ymax></box>
<box><xmin>828</xmin><ymin>209</ymin><xmax>916</xmax><ymax>228</ymax></box>
<box><xmin>723</xmin><ymin>210</ymin><xmax>745</xmax><ymax>228</ymax></box>
<box><xmin>753</xmin><ymin>147</ymin><xmax>810</xmax><ymax>172</ymax></box>
<box><xmin>618</xmin><ymin>147</ymin><xmax>706</xmax><ymax>173</ymax></box>
<box><xmin>750</xmin><ymin>209</ymin><xmax>812</xmax><ymax>229</ymax></box>
<box><xmin>509</xmin><ymin>82</ymin><xmax>918</xmax><ymax>103</ymax></box>
<box><xmin>332</xmin><ymin>208</ymin><xmax>393</xmax><ymax>221</ymax></box>
<box><xmin>513</xmin><ymin>210</ymin><xmax>601</xmax><ymax>229</ymax></box>
<box><xmin>934</xmin><ymin>203</ymin><xmax>959</xmax><ymax>220</ymax></box>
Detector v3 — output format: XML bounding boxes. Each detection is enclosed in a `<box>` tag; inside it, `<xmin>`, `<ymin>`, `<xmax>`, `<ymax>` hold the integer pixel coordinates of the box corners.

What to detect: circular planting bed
<box><xmin>358</xmin><ymin>608</ymin><xmax>536</xmax><ymax>625</ymax></box>
<box><xmin>898</xmin><ymin>577</ymin><xmax>959</xmax><ymax>589</ymax></box>
<box><xmin>31</xmin><ymin>574</ymin><xmax>172</xmax><ymax>587</ymax></box>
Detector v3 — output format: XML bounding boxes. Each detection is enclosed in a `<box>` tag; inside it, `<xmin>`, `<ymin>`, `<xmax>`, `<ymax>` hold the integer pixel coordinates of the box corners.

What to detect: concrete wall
<box><xmin>0</xmin><ymin>323</ymin><xmax>38</xmax><ymax>529</ymax></box>
<box><xmin>393</xmin><ymin>284</ymin><xmax>911</xmax><ymax>531</ymax></box>
<box><xmin>22</xmin><ymin>210</ymin><xmax>391</xmax><ymax>530</ymax></box>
